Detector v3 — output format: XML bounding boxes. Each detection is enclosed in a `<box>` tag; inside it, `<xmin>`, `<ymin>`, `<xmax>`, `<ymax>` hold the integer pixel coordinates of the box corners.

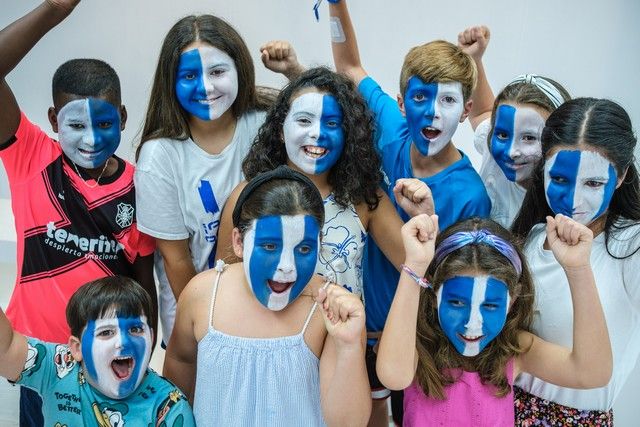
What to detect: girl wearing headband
<box><xmin>458</xmin><ymin>26</ymin><xmax>571</xmax><ymax>228</ymax></box>
<box><xmin>511</xmin><ymin>98</ymin><xmax>640</xmax><ymax>424</ymax></box>
<box><xmin>376</xmin><ymin>214</ymin><xmax>612</xmax><ymax>426</ymax></box>
<box><xmin>164</xmin><ymin>166</ymin><xmax>370</xmax><ymax>426</ymax></box>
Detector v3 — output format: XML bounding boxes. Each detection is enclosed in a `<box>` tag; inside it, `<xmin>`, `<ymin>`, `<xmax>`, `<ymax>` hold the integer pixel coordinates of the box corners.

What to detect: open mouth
<box><xmin>111</xmin><ymin>356</ymin><xmax>134</xmax><ymax>381</ymax></box>
<box><xmin>421</xmin><ymin>126</ymin><xmax>441</xmax><ymax>140</ymax></box>
<box><xmin>268</xmin><ymin>280</ymin><xmax>294</xmax><ymax>294</ymax></box>
<box><xmin>458</xmin><ymin>333</ymin><xmax>484</xmax><ymax>343</ymax></box>
<box><xmin>303</xmin><ymin>145</ymin><xmax>328</xmax><ymax>159</ymax></box>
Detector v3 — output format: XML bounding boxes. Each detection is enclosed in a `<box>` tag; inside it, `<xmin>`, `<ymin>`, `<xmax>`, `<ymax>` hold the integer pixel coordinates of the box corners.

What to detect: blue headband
<box><xmin>434</xmin><ymin>230</ymin><xmax>522</xmax><ymax>277</ymax></box>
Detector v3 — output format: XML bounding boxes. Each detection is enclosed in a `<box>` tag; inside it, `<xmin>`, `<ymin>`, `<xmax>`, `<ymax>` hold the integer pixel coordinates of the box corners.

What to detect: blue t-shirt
<box><xmin>15</xmin><ymin>338</ymin><xmax>195</xmax><ymax>426</ymax></box>
<box><xmin>358</xmin><ymin>76</ymin><xmax>491</xmax><ymax>334</ymax></box>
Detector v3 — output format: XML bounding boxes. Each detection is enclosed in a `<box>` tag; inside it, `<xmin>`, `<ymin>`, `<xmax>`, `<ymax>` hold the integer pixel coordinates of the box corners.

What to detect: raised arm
<box><xmin>377</xmin><ymin>214</ymin><xmax>438</xmax><ymax>390</ymax></box>
<box><xmin>458</xmin><ymin>25</ymin><xmax>494</xmax><ymax>130</ymax></box>
<box><xmin>260</xmin><ymin>40</ymin><xmax>305</xmax><ymax>81</ymax></box>
<box><xmin>0</xmin><ymin>0</ymin><xmax>80</xmax><ymax>144</ymax></box>
<box><xmin>517</xmin><ymin>214</ymin><xmax>612</xmax><ymax>388</ymax></box>
<box><xmin>0</xmin><ymin>306</ymin><xmax>28</xmax><ymax>381</ymax></box>
<box><xmin>328</xmin><ymin>0</ymin><xmax>367</xmax><ymax>84</ymax></box>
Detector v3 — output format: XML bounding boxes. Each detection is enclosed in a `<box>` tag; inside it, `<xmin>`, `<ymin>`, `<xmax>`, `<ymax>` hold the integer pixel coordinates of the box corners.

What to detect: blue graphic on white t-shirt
<box><xmin>198</xmin><ymin>180</ymin><xmax>220</xmax><ymax>267</ymax></box>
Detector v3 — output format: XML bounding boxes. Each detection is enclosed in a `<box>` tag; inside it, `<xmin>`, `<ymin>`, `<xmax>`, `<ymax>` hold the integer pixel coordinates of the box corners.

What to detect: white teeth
<box><xmin>304</xmin><ymin>146</ymin><xmax>327</xmax><ymax>158</ymax></box>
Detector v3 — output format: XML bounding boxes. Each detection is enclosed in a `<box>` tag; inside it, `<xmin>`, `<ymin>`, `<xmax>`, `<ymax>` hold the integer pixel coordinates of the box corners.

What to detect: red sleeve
<box><xmin>0</xmin><ymin>112</ymin><xmax>61</xmax><ymax>184</ymax></box>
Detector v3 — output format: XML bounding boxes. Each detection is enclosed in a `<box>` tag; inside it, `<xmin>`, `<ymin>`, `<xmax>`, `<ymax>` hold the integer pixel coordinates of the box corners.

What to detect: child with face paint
<box><xmin>217</xmin><ymin>67</ymin><xmax>433</xmax><ymax>299</ymax></box>
<box><xmin>325</xmin><ymin>2</ymin><xmax>491</xmax><ymax>422</ymax></box>
<box><xmin>459</xmin><ymin>26</ymin><xmax>572</xmax><ymax>229</ymax></box>
<box><xmin>134</xmin><ymin>16</ymin><xmax>302</xmax><ymax>347</ymax></box>
<box><xmin>376</xmin><ymin>213</ymin><xmax>612</xmax><ymax>426</ymax></box>
<box><xmin>0</xmin><ymin>2</ymin><xmax>156</xmax><ymax>423</ymax></box>
<box><xmin>509</xmin><ymin>98</ymin><xmax>640</xmax><ymax>424</ymax></box>
<box><xmin>165</xmin><ymin>166</ymin><xmax>371</xmax><ymax>426</ymax></box>
<box><xmin>0</xmin><ymin>276</ymin><xmax>195</xmax><ymax>425</ymax></box>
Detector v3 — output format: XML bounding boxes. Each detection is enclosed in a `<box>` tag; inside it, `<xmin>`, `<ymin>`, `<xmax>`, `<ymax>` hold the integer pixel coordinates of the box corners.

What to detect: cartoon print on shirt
<box><xmin>92</xmin><ymin>402</ymin><xmax>128</xmax><ymax>427</ymax></box>
<box><xmin>22</xmin><ymin>342</ymin><xmax>45</xmax><ymax>376</ymax></box>
<box><xmin>53</xmin><ymin>344</ymin><xmax>76</xmax><ymax>379</ymax></box>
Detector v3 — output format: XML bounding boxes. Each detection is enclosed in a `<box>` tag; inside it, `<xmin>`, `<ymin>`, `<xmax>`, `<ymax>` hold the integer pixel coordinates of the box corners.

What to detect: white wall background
<box><xmin>1</xmin><ymin>0</ymin><xmax>639</xmax><ymax>423</ymax></box>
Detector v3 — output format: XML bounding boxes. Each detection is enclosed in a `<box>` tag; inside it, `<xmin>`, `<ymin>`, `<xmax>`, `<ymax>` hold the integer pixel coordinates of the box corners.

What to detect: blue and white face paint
<box><xmin>491</xmin><ymin>104</ymin><xmax>545</xmax><ymax>183</ymax></box>
<box><xmin>283</xmin><ymin>92</ymin><xmax>345</xmax><ymax>175</ymax></box>
<box><xmin>57</xmin><ymin>98</ymin><xmax>121</xmax><ymax>169</ymax></box>
<box><xmin>544</xmin><ymin>150</ymin><xmax>618</xmax><ymax>225</ymax></box>
<box><xmin>437</xmin><ymin>275</ymin><xmax>510</xmax><ymax>357</ymax></box>
<box><xmin>403</xmin><ymin>77</ymin><xmax>465</xmax><ymax>157</ymax></box>
<box><xmin>242</xmin><ymin>214</ymin><xmax>320</xmax><ymax>311</ymax></box>
<box><xmin>81</xmin><ymin>314</ymin><xmax>152</xmax><ymax>399</ymax></box>
<box><xmin>175</xmin><ymin>45</ymin><xmax>239</xmax><ymax>121</ymax></box>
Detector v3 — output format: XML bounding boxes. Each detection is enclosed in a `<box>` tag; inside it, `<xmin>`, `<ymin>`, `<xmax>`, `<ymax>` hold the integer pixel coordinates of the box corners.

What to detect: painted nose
<box><xmin>464</xmin><ymin>311</ymin><xmax>483</xmax><ymax>332</ymax></box>
<box><xmin>277</xmin><ymin>251</ymin><xmax>297</xmax><ymax>278</ymax></box>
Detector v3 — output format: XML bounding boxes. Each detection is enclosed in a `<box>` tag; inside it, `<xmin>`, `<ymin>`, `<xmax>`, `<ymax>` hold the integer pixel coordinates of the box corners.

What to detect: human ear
<box><xmin>397</xmin><ymin>94</ymin><xmax>406</xmax><ymax>117</ymax></box>
<box><xmin>48</xmin><ymin>107</ymin><xmax>59</xmax><ymax>133</ymax></box>
<box><xmin>68</xmin><ymin>335</ymin><xmax>83</xmax><ymax>362</ymax></box>
<box><xmin>231</xmin><ymin>227</ymin><xmax>244</xmax><ymax>258</ymax></box>
<box><xmin>119</xmin><ymin>105</ymin><xmax>128</xmax><ymax>131</ymax></box>
<box><xmin>616</xmin><ymin>167</ymin><xmax>628</xmax><ymax>189</ymax></box>
<box><xmin>459</xmin><ymin>99</ymin><xmax>473</xmax><ymax>123</ymax></box>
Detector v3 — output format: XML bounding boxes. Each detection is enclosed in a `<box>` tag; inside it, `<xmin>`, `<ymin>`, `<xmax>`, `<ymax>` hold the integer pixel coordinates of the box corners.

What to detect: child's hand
<box><xmin>45</xmin><ymin>0</ymin><xmax>80</xmax><ymax>12</ymax></box>
<box><xmin>316</xmin><ymin>284</ymin><xmax>364</xmax><ymax>348</ymax></box>
<box><xmin>401</xmin><ymin>214</ymin><xmax>438</xmax><ymax>274</ymax></box>
<box><xmin>457</xmin><ymin>25</ymin><xmax>490</xmax><ymax>61</ymax></box>
<box><xmin>393</xmin><ymin>179</ymin><xmax>434</xmax><ymax>218</ymax></box>
<box><xmin>546</xmin><ymin>214</ymin><xmax>593</xmax><ymax>269</ymax></box>
<box><xmin>260</xmin><ymin>40</ymin><xmax>304</xmax><ymax>78</ymax></box>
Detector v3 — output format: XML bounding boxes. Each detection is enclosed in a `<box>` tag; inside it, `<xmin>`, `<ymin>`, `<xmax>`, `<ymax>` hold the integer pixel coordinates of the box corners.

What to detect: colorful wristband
<box><xmin>401</xmin><ymin>264</ymin><xmax>431</xmax><ymax>289</ymax></box>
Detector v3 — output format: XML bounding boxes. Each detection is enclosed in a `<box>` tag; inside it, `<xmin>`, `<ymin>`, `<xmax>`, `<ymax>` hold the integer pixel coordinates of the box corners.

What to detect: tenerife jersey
<box><xmin>0</xmin><ymin>112</ymin><xmax>155</xmax><ymax>343</ymax></box>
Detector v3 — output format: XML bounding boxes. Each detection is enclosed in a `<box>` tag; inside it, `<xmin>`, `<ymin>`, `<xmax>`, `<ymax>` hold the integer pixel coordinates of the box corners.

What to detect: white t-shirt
<box><xmin>134</xmin><ymin>110</ymin><xmax>266</xmax><ymax>342</ymax></box>
<box><xmin>473</xmin><ymin>119</ymin><xmax>526</xmax><ymax>229</ymax></box>
<box><xmin>515</xmin><ymin>221</ymin><xmax>640</xmax><ymax>410</ymax></box>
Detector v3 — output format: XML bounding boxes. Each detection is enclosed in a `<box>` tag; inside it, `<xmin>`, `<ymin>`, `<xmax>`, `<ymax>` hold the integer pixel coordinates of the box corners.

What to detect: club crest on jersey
<box><xmin>115</xmin><ymin>203</ymin><xmax>134</xmax><ymax>228</ymax></box>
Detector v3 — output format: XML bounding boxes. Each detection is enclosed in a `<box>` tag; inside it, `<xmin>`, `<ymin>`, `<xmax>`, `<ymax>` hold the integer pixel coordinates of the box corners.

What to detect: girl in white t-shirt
<box><xmin>458</xmin><ymin>26</ymin><xmax>571</xmax><ymax>228</ymax></box>
<box><xmin>511</xmin><ymin>98</ymin><xmax>640</xmax><ymax>425</ymax></box>
<box><xmin>133</xmin><ymin>15</ymin><xmax>299</xmax><ymax>344</ymax></box>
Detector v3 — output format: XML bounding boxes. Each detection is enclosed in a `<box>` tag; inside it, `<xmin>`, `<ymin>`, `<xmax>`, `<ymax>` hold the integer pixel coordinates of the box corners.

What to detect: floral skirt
<box><xmin>514</xmin><ymin>386</ymin><xmax>613</xmax><ymax>426</ymax></box>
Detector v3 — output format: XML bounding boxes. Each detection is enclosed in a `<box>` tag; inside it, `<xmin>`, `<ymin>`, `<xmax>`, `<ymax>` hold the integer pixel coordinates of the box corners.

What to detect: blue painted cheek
<box><xmin>289</xmin><ymin>216</ymin><xmax>320</xmax><ymax>299</ymax></box>
<box><xmin>546</xmin><ymin>151</ymin><xmax>581</xmax><ymax>216</ymax></box>
<box><xmin>490</xmin><ymin>105</ymin><xmax>517</xmax><ymax>181</ymax></box>
<box><xmin>248</xmin><ymin>216</ymin><xmax>284</xmax><ymax>306</ymax></box>
<box><xmin>438</xmin><ymin>276</ymin><xmax>474</xmax><ymax>354</ymax></box>
<box><xmin>117</xmin><ymin>317</ymin><xmax>148</xmax><ymax>396</ymax></box>
<box><xmin>315</xmin><ymin>95</ymin><xmax>345</xmax><ymax>174</ymax></box>
<box><xmin>592</xmin><ymin>164</ymin><xmax>618</xmax><ymax>220</ymax></box>
<box><xmin>87</xmin><ymin>99</ymin><xmax>121</xmax><ymax>168</ymax></box>
<box><xmin>81</xmin><ymin>320</ymin><xmax>98</xmax><ymax>381</ymax></box>
<box><xmin>404</xmin><ymin>77</ymin><xmax>437</xmax><ymax>156</ymax></box>
<box><xmin>477</xmin><ymin>278</ymin><xmax>509</xmax><ymax>351</ymax></box>
<box><xmin>175</xmin><ymin>49</ymin><xmax>210</xmax><ymax>121</ymax></box>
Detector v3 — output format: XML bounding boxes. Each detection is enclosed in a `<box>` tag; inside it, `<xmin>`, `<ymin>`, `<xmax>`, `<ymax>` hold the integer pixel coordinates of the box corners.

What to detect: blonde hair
<box><xmin>399</xmin><ymin>40</ymin><xmax>477</xmax><ymax>101</ymax></box>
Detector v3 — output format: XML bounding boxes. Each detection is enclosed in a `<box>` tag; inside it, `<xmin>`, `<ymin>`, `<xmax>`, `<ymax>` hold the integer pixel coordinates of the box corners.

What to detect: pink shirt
<box><xmin>403</xmin><ymin>359</ymin><xmax>515</xmax><ymax>427</ymax></box>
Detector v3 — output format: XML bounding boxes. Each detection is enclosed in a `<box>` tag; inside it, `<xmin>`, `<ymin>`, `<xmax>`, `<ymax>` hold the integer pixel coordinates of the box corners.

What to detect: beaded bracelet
<box><xmin>400</xmin><ymin>264</ymin><xmax>431</xmax><ymax>289</ymax></box>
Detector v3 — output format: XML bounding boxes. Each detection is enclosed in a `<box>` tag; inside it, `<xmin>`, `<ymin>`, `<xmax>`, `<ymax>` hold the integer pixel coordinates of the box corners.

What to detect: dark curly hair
<box><xmin>416</xmin><ymin>217</ymin><xmax>534</xmax><ymax>399</ymax></box>
<box><xmin>242</xmin><ymin>67</ymin><xmax>382</xmax><ymax>210</ymax></box>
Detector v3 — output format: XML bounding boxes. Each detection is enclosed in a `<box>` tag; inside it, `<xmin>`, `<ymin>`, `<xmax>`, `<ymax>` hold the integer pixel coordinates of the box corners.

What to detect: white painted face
<box><xmin>283</xmin><ymin>92</ymin><xmax>345</xmax><ymax>175</ymax></box>
<box><xmin>544</xmin><ymin>150</ymin><xmax>618</xmax><ymax>225</ymax></box>
<box><xmin>81</xmin><ymin>314</ymin><xmax>152</xmax><ymax>399</ymax></box>
<box><xmin>491</xmin><ymin>104</ymin><xmax>545</xmax><ymax>183</ymax></box>
<box><xmin>57</xmin><ymin>98</ymin><xmax>121</xmax><ymax>169</ymax></box>
<box><xmin>175</xmin><ymin>45</ymin><xmax>239</xmax><ymax>121</ymax></box>
<box><xmin>403</xmin><ymin>78</ymin><xmax>465</xmax><ymax>156</ymax></box>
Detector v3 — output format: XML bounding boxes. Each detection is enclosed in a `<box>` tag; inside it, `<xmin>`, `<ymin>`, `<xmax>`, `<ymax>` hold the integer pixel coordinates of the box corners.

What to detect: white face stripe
<box><xmin>199</xmin><ymin>46</ymin><xmax>238</xmax><ymax>120</ymax></box>
<box><xmin>283</xmin><ymin>92</ymin><xmax>323</xmax><ymax>174</ymax></box>
<box><xmin>432</xmin><ymin>82</ymin><xmax>465</xmax><ymax>154</ymax></box>
<box><xmin>268</xmin><ymin>215</ymin><xmax>306</xmax><ymax>310</ymax></box>
<box><xmin>462</xmin><ymin>276</ymin><xmax>487</xmax><ymax>356</ymax></box>
<box><xmin>574</xmin><ymin>151</ymin><xmax>610</xmax><ymax>217</ymax></box>
<box><xmin>511</xmin><ymin>107</ymin><xmax>545</xmax><ymax>158</ymax></box>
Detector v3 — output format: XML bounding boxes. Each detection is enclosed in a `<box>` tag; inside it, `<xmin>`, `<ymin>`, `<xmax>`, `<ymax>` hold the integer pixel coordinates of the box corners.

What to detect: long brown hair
<box><xmin>415</xmin><ymin>217</ymin><xmax>534</xmax><ymax>399</ymax></box>
<box><xmin>136</xmin><ymin>15</ymin><xmax>274</xmax><ymax>159</ymax></box>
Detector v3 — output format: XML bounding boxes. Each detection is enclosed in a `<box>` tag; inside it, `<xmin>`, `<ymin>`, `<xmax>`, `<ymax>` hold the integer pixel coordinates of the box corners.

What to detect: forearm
<box><xmin>163</xmin><ymin>354</ymin><xmax>196</xmax><ymax>403</ymax></box>
<box><xmin>377</xmin><ymin>270</ymin><xmax>421</xmax><ymax>390</ymax></box>
<box><xmin>469</xmin><ymin>58</ymin><xmax>494</xmax><ymax>130</ymax></box>
<box><xmin>322</xmin><ymin>343</ymin><xmax>370</xmax><ymax>427</ymax></box>
<box><xmin>328</xmin><ymin>1</ymin><xmax>367</xmax><ymax>84</ymax></box>
<box><xmin>0</xmin><ymin>2</ymin><xmax>74</xmax><ymax>78</ymax></box>
<box><xmin>566</xmin><ymin>265</ymin><xmax>612</xmax><ymax>387</ymax></box>
<box><xmin>0</xmin><ymin>308</ymin><xmax>27</xmax><ymax>380</ymax></box>
<box><xmin>133</xmin><ymin>254</ymin><xmax>158</xmax><ymax>342</ymax></box>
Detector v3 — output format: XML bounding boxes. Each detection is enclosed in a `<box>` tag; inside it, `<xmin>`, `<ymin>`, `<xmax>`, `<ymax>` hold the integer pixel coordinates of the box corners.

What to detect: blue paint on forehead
<box><xmin>314</xmin><ymin>94</ymin><xmax>344</xmax><ymax>174</ymax></box>
<box><xmin>403</xmin><ymin>76</ymin><xmax>437</xmax><ymax>156</ymax></box>
<box><xmin>175</xmin><ymin>48</ymin><xmax>210</xmax><ymax>121</ymax></box>
<box><xmin>491</xmin><ymin>105</ymin><xmax>517</xmax><ymax>181</ymax></box>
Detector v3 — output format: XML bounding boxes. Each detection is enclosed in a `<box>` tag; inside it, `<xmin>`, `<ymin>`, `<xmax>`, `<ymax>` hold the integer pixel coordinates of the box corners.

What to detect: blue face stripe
<box><xmin>117</xmin><ymin>316</ymin><xmax>148</xmax><ymax>397</ymax></box>
<box><xmin>314</xmin><ymin>94</ymin><xmax>345</xmax><ymax>174</ymax></box>
<box><xmin>86</xmin><ymin>98</ymin><xmax>121</xmax><ymax>168</ymax></box>
<box><xmin>293</xmin><ymin>216</ymin><xmax>321</xmax><ymax>293</ymax></box>
<box><xmin>175</xmin><ymin>49</ymin><xmax>210</xmax><ymax>121</ymax></box>
<box><xmin>249</xmin><ymin>216</ymin><xmax>284</xmax><ymax>306</ymax></box>
<box><xmin>81</xmin><ymin>319</ymin><xmax>99</xmax><ymax>380</ymax></box>
<box><xmin>404</xmin><ymin>76</ymin><xmax>437</xmax><ymax>156</ymax></box>
<box><xmin>491</xmin><ymin>105</ymin><xmax>517</xmax><ymax>181</ymax></box>
<box><xmin>546</xmin><ymin>150</ymin><xmax>581</xmax><ymax>217</ymax></box>
<box><xmin>593</xmin><ymin>163</ymin><xmax>617</xmax><ymax>220</ymax></box>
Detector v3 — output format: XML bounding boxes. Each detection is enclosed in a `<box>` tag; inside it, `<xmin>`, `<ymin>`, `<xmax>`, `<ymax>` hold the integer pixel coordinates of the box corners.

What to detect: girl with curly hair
<box><xmin>216</xmin><ymin>67</ymin><xmax>432</xmax><ymax>300</ymax></box>
<box><xmin>376</xmin><ymin>213</ymin><xmax>612</xmax><ymax>426</ymax></box>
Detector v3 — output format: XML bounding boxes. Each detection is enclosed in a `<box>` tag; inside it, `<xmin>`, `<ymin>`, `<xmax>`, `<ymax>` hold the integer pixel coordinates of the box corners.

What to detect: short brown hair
<box><xmin>399</xmin><ymin>40</ymin><xmax>477</xmax><ymax>101</ymax></box>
